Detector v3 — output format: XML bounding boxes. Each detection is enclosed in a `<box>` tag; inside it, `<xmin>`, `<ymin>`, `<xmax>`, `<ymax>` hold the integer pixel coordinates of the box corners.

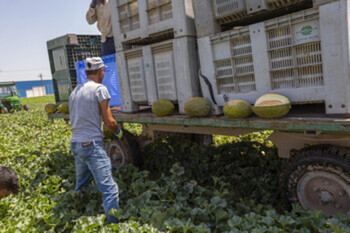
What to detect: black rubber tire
<box><xmin>104</xmin><ymin>130</ymin><xmax>143</xmax><ymax>170</ymax></box>
<box><xmin>124</xmin><ymin>130</ymin><xmax>143</xmax><ymax>167</ymax></box>
<box><xmin>191</xmin><ymin>134</ymin><xmax>213</xmax><ymax>146</ymax></box>
<box><xmin>279</xmin><ymin>145</ymin><xmax>350</xmax><ymax>215</ymax></box>
<box><xmin>1</xmin><ymin>107</ymin><xmax>8</xmax><ymax>114</ymax></box>
<box><xmin>152</xmin><ymin>132</ymin><xmax>213</xmax><ymax>145</ymax></box>
<box><xmin>23</xmin><ymin>104</ymin><xmax>29</xmax><ymax>111</ymax></box>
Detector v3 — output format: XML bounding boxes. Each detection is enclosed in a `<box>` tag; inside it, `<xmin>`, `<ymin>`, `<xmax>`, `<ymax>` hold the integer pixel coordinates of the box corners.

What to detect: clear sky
<box><xmin>0</xmin><ymin>0</ymin><xmax>100</xmax><ymax>82</ymax></box>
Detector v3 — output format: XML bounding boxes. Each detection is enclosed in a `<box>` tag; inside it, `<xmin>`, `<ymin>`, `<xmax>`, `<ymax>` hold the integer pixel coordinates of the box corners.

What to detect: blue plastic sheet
<box><xmin>75</xmin><ymin>54</ymin><xmax>121</xmax><ymax>107</ymax></box>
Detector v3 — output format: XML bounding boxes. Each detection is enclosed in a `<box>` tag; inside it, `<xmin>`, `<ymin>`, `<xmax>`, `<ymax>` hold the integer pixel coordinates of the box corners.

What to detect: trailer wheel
<box><xmin>280</xmin><ymin>145</ymin><xmax>350</xmax><ymax>216</ymax></box>
<box><xmin>151</xmin><ymin>131</ymin><xmax>212</xmax><ymax>145</ymax></box>
<box><xmin>104</xmin><ymin>130</ymin><xmax>142</xmax><ymax>170</ymax></box>
<box><xmin>1</xmin><ymin>107</ymin><xmax>8</xmax><ymax>114</ymax></box>
<box><xmin>192</xmin><ymin>134</ymin><xmax>213</xmax><ymax>146</ymax></box>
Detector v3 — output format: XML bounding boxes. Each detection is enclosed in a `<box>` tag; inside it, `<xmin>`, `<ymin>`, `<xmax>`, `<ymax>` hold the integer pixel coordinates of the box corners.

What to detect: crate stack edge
<box><xmin>111</xmin><ymin>0</ymin><xmax>200</xmax><ymax>113</ymax></box>
<box><xmin>321</xmin><ymin>0</ymin><xmax>350</xmax><ymax>114</ymax></box>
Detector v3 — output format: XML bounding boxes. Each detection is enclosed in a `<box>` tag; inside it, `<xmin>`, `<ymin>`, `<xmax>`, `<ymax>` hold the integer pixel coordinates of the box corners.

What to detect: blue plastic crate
<box><xmin>75</xmin><ymin>54</ymin><xmax>122</xmax><ymax>107</ymax></box>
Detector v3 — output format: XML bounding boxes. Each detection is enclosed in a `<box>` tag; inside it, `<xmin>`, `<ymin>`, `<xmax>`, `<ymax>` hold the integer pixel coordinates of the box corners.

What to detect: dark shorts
<box><xmin>101</xmin><ymin>37</ymin><xmax>116</xmax><ymax>56</ymax></box>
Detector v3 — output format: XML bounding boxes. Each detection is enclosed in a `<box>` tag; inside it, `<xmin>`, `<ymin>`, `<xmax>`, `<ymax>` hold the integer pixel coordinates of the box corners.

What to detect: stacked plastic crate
<box><xmin>193</xmin><ymin>0</ymin><xmax>350</xmax><ymax>116</ymax></box>
<box><xmin>47</xmin><ymin>34</ymin><xmax>101</xmax><ymax>105</ymax></box>
<box><xmin>110</xmin><ymin>0</ymin><xmax>199</xmax><ymax>113</ymax></box>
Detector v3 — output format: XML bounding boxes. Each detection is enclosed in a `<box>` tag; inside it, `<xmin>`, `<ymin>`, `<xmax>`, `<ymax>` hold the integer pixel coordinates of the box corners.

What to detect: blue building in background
<box><xmin>14</xmin><ymin>80</ymin><xmax>54</xmax><ymax>98</ymax></box>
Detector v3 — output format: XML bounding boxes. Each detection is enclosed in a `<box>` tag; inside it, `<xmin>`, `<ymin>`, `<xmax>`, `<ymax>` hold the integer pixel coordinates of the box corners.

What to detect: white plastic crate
<box><xmin>192</xmin><ymin>0</ymin><xmax>312</xmax><ymax>38</ymax></box>
<box><xmin>116</xmin><ymin>36</ymin><xmax>199</xmax><ymax>113</ymax></box>
<box><xmin>110</xmin><ymin>0</ymin><xmax>196</xmax><ymax>52</ymax></box>
<box><xmin>213</xmin><ymin>0</ymin><xmax>308</xmax><ymax>23</ymax></box>
<box><xmin>313</xmin><ymin>0</ymin><xmax>338</xmax><ymax>7</ymax></box>
<box><xmin>212</xmin><ymin>0</ymin><xmax>247</xmax><ymax>22</ymax></box>
<box><xmin>198</xmin><ymin>1</ymin><xmax>350</xmax><ymax>115</ymax></box>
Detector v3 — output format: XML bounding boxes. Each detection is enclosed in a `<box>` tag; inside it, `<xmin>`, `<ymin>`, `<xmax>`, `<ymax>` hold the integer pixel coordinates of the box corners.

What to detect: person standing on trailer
<box><xmin>69</xmin><ymin>57</ymin><xmax>123</xmax><ymax>223</ymax></box>
<box><xmin>86</xmin><ymin>0</ymin><xmax>116</xmax><ymax>56</ymax></box>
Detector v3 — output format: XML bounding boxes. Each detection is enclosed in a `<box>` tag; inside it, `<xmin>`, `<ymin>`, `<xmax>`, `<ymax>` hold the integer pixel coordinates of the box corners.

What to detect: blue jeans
<box><xmin>101</xmin><ymin>37</ymin><xmax>116</xmax><ymax>56</ymax></box>
<box><xmin>71</xmin><ymin>141</ymin><xmax>119</xmax><ymax>223</ymax></box>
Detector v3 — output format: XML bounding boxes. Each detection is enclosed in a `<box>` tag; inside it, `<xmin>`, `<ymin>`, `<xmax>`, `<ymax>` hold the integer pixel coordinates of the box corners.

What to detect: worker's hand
<box><xmin>90</xmin><ymin>0</ymin><xmax>98</xmax><ymax>8</ymax></box>
<box><xmin>114</xmin><ymin>127</ymin><xmax>123</xmax><ymax>139</ymax></box>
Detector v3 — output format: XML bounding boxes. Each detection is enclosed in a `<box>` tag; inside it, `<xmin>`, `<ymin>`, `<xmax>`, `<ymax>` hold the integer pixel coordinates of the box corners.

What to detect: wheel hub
<box><xmin>297</xmin><ymin>170</ymin><xmax>350</xmax><ymax>216</ymax></box>
<box><xmin>319</xmin><ymin>190</ymin><xmax>333</xmax><ymax>204</ymax></box>
<box><xmin>106</xmin><ymin>142</ymin><xmax>126</xmax><ymax>169</ymax></box>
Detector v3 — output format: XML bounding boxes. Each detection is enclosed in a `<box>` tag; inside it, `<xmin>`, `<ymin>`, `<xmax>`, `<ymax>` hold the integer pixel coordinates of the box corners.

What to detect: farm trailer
<box><xmin>47</xmin><ymin>0</ymin><xmax>350</xmax><ymax>218</ymax></box>
<box><xmin>49</xmin><ymin>108</ymin><xmax>350</xmax><ymax>217</ymax></box>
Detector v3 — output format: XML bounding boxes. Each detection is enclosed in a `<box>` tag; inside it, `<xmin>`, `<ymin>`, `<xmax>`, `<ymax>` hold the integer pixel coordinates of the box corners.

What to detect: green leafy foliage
<box><xmin>122</xmin><ymin>122</ymin><xmax>143</xmax><ymax>136</ymax></box>
<box><xmin>21</xmin><ymin>95</ymin><xmax>55</xmax><ymax>105</ymax></box>
<box><xmin>0</xmin><ymin>97</ymin><xmax>349</xmax><ymax>232</ymax></box>
<box><xmin>142</xmin><ymin>134</ymin><xmax>281</xmax><ymax>206</ymax></box>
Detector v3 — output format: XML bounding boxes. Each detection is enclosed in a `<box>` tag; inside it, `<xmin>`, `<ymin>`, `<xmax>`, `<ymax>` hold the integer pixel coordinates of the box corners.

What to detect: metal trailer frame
<box><xmin>112</xmin><ymin>112</ymin><xmax>350</xmax><ymax>156</ymax></box>
<box><xmin>48</xmin><ymin>110</ymin><xmax>350</xmax><ymax>158</ymax></box>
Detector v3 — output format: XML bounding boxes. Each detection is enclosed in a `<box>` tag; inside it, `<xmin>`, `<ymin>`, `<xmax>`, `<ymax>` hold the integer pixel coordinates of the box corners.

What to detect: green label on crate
<box><xmin>294</xmin><ymin>20</ymin><xmax>320</xmax><ymax>45</ymax></box>
<box><xmin>300</xmin><ymin>25</ymin><xmax>313</xmax><ymax>36</ymax></box>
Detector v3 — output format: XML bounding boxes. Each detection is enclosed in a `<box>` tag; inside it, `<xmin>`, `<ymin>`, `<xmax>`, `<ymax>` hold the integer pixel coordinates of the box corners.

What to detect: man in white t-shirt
<box><xmin>86</xmin><ymin>0</ymin><xmax>115</xmax><ymax>56</ymax></box>
<box><xmin>69</xmin><ymin>57</ymin><xmax>122</xmax><ymax>223</ymax></box>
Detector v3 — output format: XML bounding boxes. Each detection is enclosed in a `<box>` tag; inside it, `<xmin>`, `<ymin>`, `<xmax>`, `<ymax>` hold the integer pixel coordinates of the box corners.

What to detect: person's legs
<box><xmin>71</xmin><ymin>142</ymin><xmax>93</xmax><ymax>192</ymax></box>
<box><xmin>86</xmin><ymin>141</ymin><xmax>119</xmax><ymax>223</ymax></box>
<box><xmin>74</xmin><ymin>159</ymin><xmax>93</xmax><ymax>192</ymax></box>
<box><xmin>101</xmin><ymin>37</ymin><xmax>116</xmax><ymax>56</ymax></box>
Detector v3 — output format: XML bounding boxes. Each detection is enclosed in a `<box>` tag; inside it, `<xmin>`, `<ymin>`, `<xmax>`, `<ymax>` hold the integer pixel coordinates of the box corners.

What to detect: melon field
<box><xmin>1</xmin><ymin>96</ymin><xmax>350</xmax><ymax>232</ymax></box>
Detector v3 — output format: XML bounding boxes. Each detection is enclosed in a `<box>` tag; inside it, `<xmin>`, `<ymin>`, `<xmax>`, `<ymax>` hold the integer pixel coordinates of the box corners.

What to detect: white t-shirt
<box><xmin>69</xmin><ymin>79</ymin><xmax>111</xmax><ymax>142</ymax></box>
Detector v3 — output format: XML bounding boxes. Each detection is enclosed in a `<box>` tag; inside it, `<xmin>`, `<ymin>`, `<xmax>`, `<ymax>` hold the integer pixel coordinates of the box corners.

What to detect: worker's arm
<box><xmin>98</xmin><ymin>84</ymin><xmax>123</xmax><ymax>138</ymax></box>
<box><xmin>86</xmin><ymin>0</ymin><xmax>98</xmax><ymax>25</ymax></box>
<box><xmin>100</xmin><ymin>99</ymin><xmax>123</xmax><ymax>138</ymax></box>
<box><xmin>100</xmin><ymin>99</ymin><xmax>119</xmax><ymax>133</ymax></box>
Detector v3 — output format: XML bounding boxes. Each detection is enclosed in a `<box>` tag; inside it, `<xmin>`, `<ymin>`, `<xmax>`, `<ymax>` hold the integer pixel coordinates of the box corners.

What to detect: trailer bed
<box><xmin>49</xmin><ymin>106</ymin><xmax>350</xmax><ymax>134</ymax></box>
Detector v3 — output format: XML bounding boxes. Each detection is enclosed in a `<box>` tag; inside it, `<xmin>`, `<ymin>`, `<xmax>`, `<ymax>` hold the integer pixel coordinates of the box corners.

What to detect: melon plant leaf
<box><xmin>1</xmin><ymin>99</ymin><xmax>350</xmax><ymax>232</ymax></box>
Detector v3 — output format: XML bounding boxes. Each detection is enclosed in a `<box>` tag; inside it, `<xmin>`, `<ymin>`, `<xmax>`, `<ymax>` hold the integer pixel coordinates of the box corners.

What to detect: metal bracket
<box><xmin>304</xmin><ymin>130</ymin><xmax>322</xmax><ymax>136</ymax></box>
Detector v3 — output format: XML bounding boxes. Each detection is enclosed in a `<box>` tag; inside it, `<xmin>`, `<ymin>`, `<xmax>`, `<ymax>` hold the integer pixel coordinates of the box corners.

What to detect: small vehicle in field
<box><xmin>0</xmin><ymin>82</ymin><xmax>29</xmax><ymax>114</ymax></box>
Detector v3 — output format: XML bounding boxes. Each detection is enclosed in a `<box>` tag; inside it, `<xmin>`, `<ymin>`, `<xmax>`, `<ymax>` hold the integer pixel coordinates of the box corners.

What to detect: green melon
<box><xmin>152</xmin><ymin>99</ymin><xmax>175</xmax><ymax>116</ymax></box>
<box><xmin>252</xmin><ymin>93</ymin><xmax>291</xmax><ymax>119</ymax></box>
<box><xmin>224</xmin><ymin>100</ymin><xmax>252</xmax><ymax>118</ymax></box>
<box><xmin>184</xmin><ymin>97</ymin><xmax>210</xmax><ymax>117</ymax></box>
<box><xmin>45</xmin><ymin>103</ymin><xmax>57</xmax><ymax>114</ymax></box>
<box><xmin>57</xmin><ymin>102</ymin><xmax>69</xmax><ymax>114</ymax></box>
